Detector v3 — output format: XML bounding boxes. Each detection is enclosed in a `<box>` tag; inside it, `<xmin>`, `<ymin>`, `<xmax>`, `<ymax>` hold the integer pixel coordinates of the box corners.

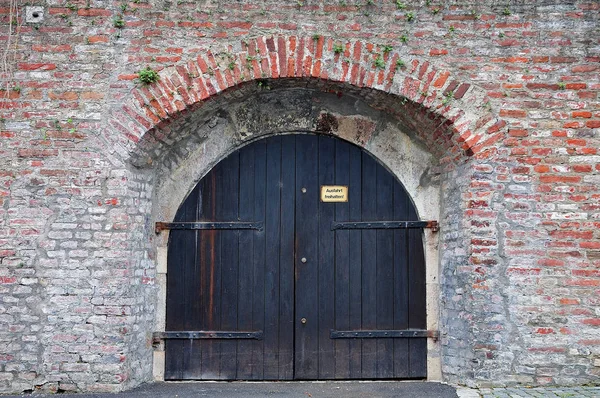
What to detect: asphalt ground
<box><xmin>1</xmin><ymin>381</ymin><xmax>459</xmax><ymax>397</ymax></box>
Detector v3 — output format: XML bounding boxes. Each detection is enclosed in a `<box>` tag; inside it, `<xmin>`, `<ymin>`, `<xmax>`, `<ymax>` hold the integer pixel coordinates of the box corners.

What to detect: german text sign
<box><xmin>320</xmin><ymin>185</ymin><xmax>348</xmax><ymax>203</ymax></box>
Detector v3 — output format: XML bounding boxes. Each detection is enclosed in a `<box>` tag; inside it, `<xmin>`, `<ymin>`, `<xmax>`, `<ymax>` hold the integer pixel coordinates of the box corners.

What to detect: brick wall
<box><xmin>0</xmin><ymin>0</ymin><xmax>599</xmax><ymax>393</ymax></box>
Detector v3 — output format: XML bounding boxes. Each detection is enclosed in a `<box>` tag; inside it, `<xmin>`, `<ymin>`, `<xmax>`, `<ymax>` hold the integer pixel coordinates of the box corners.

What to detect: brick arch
<box><xmin>106</xmin><ymin>35</ymin><xmax>502</xmax><ymax>167</ymax></box>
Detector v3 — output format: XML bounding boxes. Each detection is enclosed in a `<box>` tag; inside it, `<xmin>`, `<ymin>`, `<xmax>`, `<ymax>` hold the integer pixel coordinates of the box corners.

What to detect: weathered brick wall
<box><xmin>0</xmin><ymin>0</ymin><xmax>599</xmax><ymax>393</ymax></box>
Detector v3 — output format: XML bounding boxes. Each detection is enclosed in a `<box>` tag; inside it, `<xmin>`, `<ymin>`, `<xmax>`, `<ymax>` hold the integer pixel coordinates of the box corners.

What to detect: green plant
<box><xmin>448</xmin><ymin>25</ymin><xmax>455</xmax><ymax>33</ymax></box>
<box><xmin>395</xmin><ymin>59</ymin><xmax>405</xmax><ymax>70</ymax></box>
<box><xmin>339</xmin><ymin>0</ymin><xmax>347</xmax><ymax>5</ymax></box>
<box><xmin>431</xmin><ymin>7</ymin><xmax>440</xmax><ymax>14</ymax></box>
<box><xmin>502</xmin><ymin>6</ymin><xmax>511</xmax><ymax>15</ymax></box>
<box><xmin>442</xmin><ymin>91</ymin><xmax>454</xmax><ymax>105</ymax></box>
<box><xmin>405</xmin><ymin>11</ymin><xmax>414</xmax><ymax>21</ymax></box>
<box><xmin>383</xmin><ymin>45</ymin><xmax>393</xmax><ymax>53</ymax></box>
<box><xmin>400</xmin><ymin>34</ymin><xmax>408</xmax><ymax>43</ymax></box>
<box><xmin>395</xmin><ymin>0</ymin><xmax>406</xmax><ymax>9</ymax></box>
<box><xmin>120</xmin><ymin>2</ymin><xmax>128</xmax><ymax>12</ymax></box>
<box><xmin>333</xmin><ymin>43</ymin><xmax>344</xmax><ymax>54</ymax></box>
<box><xmin>498</xmin><ymin>31</ymin><xmax>505</xmax><ymax>38</ymax></box>
<box><xmin>137</xmin><ymin>67</ymin><xmax>160</xmax><ymax>85</ymax></box>
<box><xmin>12</xmin><ymin>85</ymin><xmax>21</xmax><ymax>93</ymax></box>
<box><xmin>557</xmin><ymin>82</ymin><xmax>566</xmax><ymax>90</ymax></box>
<box><xmin>312</xmin><ymin>34</ymin><xmax>320</xmax><ymax>41</ymax></box>
<box><xmin>228</xmin><ymin>61</ymin><xmax>236</xmax><ymax>71</ymax></box>
<box><xmin>366</xmin><ymin>0</ymin><xmax>374</xmax><ymax>5</ymax></box>
<box><xmin>296</xmin><ymin>0</ymin><xmax>303</xmax><ymax>7</ymax></box>
<box><xmin>65</xmin><ymin>2</ymin><xmax>77</xmax><ymax>11</ymax></box>
<box><xmin>374</xmin><ymin>55</ymin><xmax>385</xmax><ymax>69</ymax></box>
<box><xmin>113</xmin><ymin>15</ymin><xmax>125</xmax><ymax>28</ymax></box>
<box><xmin>256</xmin><ymin>80</ymin><xmax>270</xmax><ymax>90</ymax></box>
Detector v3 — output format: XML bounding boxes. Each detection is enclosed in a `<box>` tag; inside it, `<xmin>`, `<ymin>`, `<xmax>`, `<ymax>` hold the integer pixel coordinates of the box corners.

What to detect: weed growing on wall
<box><xmin>138</xmin><ymin>67</ymin><xmax>160</xmax><ymax>84</ymax></box>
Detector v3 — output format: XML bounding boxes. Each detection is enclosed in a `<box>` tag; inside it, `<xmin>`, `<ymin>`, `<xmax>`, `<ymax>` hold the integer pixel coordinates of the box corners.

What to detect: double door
<box><xmin>164</xmin><ymin>134</ymin><xmax>426</xmax><ymax>380</ymax></box>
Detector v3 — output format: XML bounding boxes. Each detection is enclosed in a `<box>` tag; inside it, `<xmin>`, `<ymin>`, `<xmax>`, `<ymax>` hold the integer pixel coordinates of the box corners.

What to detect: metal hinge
<box><xmin>155</xmin><ymin>221</ymin><xmax>264</xmax><ymax>234</ymax></box>
<box><xmin>331</xmin><ymin>220</ymin><xmax>439</xmax><ymax>232</ymax></box>
<box><xmin>152</xmin><ymin>331</ymin><xmax>263</xmax><ymax>344</ymax></box>
<box><xmin>330</xmin><ymin>329</ymin><xmax>440</xmax><ymax>342</ymax></box>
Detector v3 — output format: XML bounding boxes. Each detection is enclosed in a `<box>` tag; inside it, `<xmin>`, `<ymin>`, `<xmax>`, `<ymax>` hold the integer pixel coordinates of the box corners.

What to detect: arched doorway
<box><xmin>162</xmin><ymin>133</ymin><xmax>429</xmax><ymax>380</ymax></box>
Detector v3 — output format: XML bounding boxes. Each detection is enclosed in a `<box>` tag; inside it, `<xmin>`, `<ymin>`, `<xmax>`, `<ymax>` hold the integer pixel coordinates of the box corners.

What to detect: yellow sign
<box><xmin>320</xmin><ymin>186</ymin><xmax>348</xmax><ymax>203</ymax></box>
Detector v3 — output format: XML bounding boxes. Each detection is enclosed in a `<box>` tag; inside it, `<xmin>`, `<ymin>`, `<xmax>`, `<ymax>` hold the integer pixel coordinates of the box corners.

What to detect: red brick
<box><xmin>78</xmin><ymin>8</ymin><xmax>111</xmax><ymax>16</ymax></box>
<box><xmin>538</xmin><ymin>258</ymin><xmax>565</xmax><ymax>267</ymax></box>
<box><xmin>430</xmin><ymin>48</ymin><xmax>448</xmax><ymax>56</ymax></box>
<box><xmin>582</xmin><ymin>319</ymin><xmax>600</xmax><ymax>326</ymax></box>
<box><xmin>18</xmin><ymin>63</ymin><xmax>56</xmax><ymax>71</ymax></box>
<box><xmin>572</xmin><ymin>111</ymin><xmax>592</xmax><ymax>118</ymax></box>
<box><xmin>500</xmin><ymin>109</ymin><xmax>527</xmax><ymax>118</ymax></box>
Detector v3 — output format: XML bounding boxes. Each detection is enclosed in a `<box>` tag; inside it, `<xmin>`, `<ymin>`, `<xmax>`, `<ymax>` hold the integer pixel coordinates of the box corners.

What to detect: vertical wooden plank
<box><xmin>251</xmin><ymin>140</ymin><xmax>267</xmax><ymax>379</ymax></box>
<box><xmin>218</xmin><ymin>153</ymin><xmax>240</xmax><ymax>379</ymax></box>
<box><xmin>263</xmin><ymin>136</ymin><xmax>282</xmax><ymax>379</ymax></box>
<box><xmin>186</xmin><ymin>185</ymin><xmax>204</xmax><ymax>379</ymax></box>
<box><xmin>375</xmin><ymin>164</ymin><xmax>395</xmax><ymax>378</ymax></box>
<box><xmin>360</xmin><ymin>152</ymin><xmax>378</xmax><ymax>378</ymax></box>
<box><xmin>294</xmin><ymin>134</ymin><xmax>319</xmax><ymax>379</ymax></box>
<box><xmin>236</xmin><ymin>143</ymin><xmax>255</xmax><ymax>379</ymax></box>
<box><xmin>165</xmin><ymin>186</ymin><xmax>200</xmax><ymax>379</ymax></box>
<box><xmin>200</xmin><ymin>169</ymin><xmax>223</xmax><ymax>379</ymax></box>
<box><xmin>408</xmin><ymin>205</ymin><xmax>427</xmax><ymax>378</ymax></box>
<box><xmin>317</xmin><ymin>135</ymin><xmax>336</xmax><ymax>379</ymax></box>
<box><xmin>278</xmin><ymin>135</ymin><xmax>295</xmax><ymax>380</ymax></box>
<box><xmin>347</xmin><ymin>144</ymin><xmax>363</xmax><ymax>379</ymax></box>
<box><xmin>333</xmin><ymin>139</ymin><xmax>350</xmax><ymax>379</ymax></box>
<box><xmin>393</xmin><ymin>182</ymin><xmax>410</xmax><ymax>378</ymax></box>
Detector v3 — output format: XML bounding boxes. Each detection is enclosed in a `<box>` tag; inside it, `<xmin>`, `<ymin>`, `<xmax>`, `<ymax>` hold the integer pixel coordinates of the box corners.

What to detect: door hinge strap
<box><xmin>331</xmin><ymin>220</ymin><xmax>438</xmax><ymax>232</ymax></box>
<box><xmin>330</xmin><ymin>329</ymin><xmax>440</xmax><ymax>341</ymax></box>
<box><xmin>153</xmin><ymin>331</ymin><xmax>263</xmax><ymax>342</ymax></box>
<box><xmin>155</xmin><ymin>221</ymin><xmax>264</xmax><ymax>234</ymax></box>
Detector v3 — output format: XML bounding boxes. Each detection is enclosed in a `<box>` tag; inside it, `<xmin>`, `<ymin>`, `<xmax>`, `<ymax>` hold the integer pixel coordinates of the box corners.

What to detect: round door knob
<box><xmin>301</xmin><ymin>187</ymin><xmax>307</xmax><ymax>193</ymax></box>
<box><xmin>301</xmin><ymin>317</ymin><xmax>307</xmax><ymax>324</ymax></box>
<box><xmin>301</xmin><ymin>257</ymin><xmax>307</xmax><ymax>263</ymax></box>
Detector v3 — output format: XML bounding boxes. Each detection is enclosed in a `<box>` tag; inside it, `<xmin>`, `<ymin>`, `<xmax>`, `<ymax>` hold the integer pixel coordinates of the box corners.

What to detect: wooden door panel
<box><xmin>294</xmin><ymin>135</ymin><xmax>320</xmax><ymax>379</ymax></box>
<box><xmin>165</xmin><ymin>134</ymin><xmax>427</xmax><ymax>380</ymax></box>
<box><xmin>333</xmin><ymin>139</ymin><xmax>351</xmax><ymax>379</ymax></box>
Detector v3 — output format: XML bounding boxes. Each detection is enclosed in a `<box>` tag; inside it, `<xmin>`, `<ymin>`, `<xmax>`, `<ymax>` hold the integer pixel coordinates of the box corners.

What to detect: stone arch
<box><xmin>105</xmin><ymin>35</ymin><xmax>502</xmax><ymax>169</ymax></box>
<box><xmin>102</xmin><ymin>35</ymin><xmax>508</xmax><ymax>384</ymax></box>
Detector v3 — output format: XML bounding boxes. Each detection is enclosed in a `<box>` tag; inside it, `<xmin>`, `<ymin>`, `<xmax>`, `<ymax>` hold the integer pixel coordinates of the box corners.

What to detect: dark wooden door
<box><xmin>165</xmin><ymin>134</ymin><xmax>426</xmax><ymax>380</ymax></box>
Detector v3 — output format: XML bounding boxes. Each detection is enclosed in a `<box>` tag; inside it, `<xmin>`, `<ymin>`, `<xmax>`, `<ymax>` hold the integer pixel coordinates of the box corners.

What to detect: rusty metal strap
<box><xmin>155</xmin><ymin>221</ymin><xmax>263</xmax><ymax>234</ymax></box>
<box><xmin>331</xmin><ymin>221</ymin><xmax>439</xmax><ymax>232</ymax></box>
<box><xmin>330</xmin><ymin>329</ymin><xmax>440</xmax><ymax>340</ymax></box>
<box><xmin>153</xmin><ymin>331</ymin><xmax>263</xmax><ymax>341</ymax></box>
